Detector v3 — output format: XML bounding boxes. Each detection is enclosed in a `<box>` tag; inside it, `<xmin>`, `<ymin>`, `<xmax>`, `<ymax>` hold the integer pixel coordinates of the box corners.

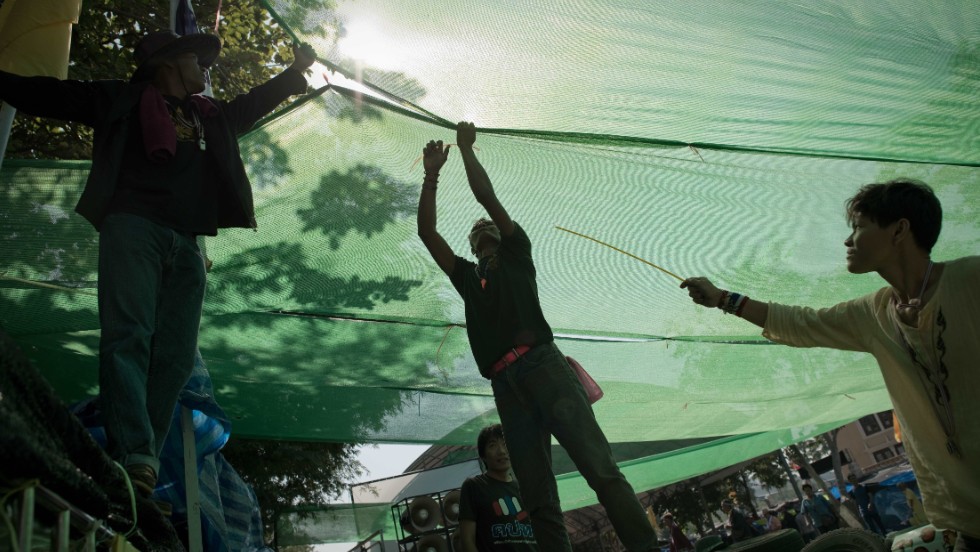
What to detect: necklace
<box><xmin>890</xmin><ymin>260</ymin><xmax>959</xmax><ymax>457</ymax></box>
<box><xmin>171</xmin><ymin>104</ymin><xmax>207</xmax><ymax>151</ymax></box>
<box><xmin>894</xmin><ymin>260</ymin><xmax>933</xmax><ymax>319</ymax></box>
<box><xmin>474</xmin><ymin>255</ymin><xmax>495</xmax><ymax>290</ymax></box>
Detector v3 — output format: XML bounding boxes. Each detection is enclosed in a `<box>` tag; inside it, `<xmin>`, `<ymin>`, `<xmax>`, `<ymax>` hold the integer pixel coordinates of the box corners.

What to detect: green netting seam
<box><xmin>1</xmin><ymin>159</ymin><xmax>93</xmax><ymax>170</ymax></box>
<box><xmin>217</xmin><ymin>309</ymin><xmax>775</xmax><ymax>345</ymax></box>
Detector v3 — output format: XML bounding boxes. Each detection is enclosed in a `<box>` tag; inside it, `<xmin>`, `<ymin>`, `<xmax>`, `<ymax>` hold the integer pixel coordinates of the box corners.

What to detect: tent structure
<box><xmin>1</xmin><ymin>0</ymin><xmax>977</xmax><ymax>544</ymax></box>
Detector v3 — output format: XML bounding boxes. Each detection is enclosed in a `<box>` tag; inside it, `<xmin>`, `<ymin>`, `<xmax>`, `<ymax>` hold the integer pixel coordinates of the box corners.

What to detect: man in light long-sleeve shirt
<box><xmin>681</xmin><ymin>178</ymin><xmax>979</xmax><ymax>550</ymax></box>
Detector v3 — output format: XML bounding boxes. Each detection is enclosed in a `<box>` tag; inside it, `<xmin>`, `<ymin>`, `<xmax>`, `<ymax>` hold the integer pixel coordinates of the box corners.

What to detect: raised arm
<box><xmin>222</xmin><ymin>43</ymin><xmax>314</xmax><ymax>134</ymax></box>
<box><xmin>417</xmin><ymin>139</ymin><xmax>456</xmax><ymax>275</ymax></box>
<box><xmin>680</xmin><ymin>277</ymin><xmax>768</xmax><ymax>328</ymax></box>
<box><xmin>456</xmin><ymin>121</ymin><xmax>515</xmax><ymax>237</ymax></box>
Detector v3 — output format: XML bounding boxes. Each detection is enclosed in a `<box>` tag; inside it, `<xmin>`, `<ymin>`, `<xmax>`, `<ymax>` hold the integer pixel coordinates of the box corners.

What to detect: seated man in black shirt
<box><xmin>459</xmin><ymin>424</ymin><xmax>537</xmax><ymax>552</ymax></box>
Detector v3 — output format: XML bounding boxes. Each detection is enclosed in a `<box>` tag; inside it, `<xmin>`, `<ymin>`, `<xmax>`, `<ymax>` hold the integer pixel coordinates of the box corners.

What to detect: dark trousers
<box><xmin>491</xmin><ymin>343</ymin><xmax>657</xmax><ymax>552</ymax></box>
<box><xmin>98</xmin><ymin>213</ymin><xmax>206</xmax><ymax>473</ymax></box>
<box><xmin>859</xmin><ymin>507</ymin><xmax>886</xmax><ymax>535</ymax></box>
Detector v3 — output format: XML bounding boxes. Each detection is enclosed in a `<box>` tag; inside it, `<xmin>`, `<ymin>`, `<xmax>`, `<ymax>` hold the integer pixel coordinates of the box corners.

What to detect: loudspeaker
<box><xmin>414</xmin><ymin>534</ymin><xmax>449</xmax><ymax>552</ymax></box>
<box><xmin>400</xmin><ymin>495</ymin><xmax>440</xmax><ymax>533</ymax></box>
<box><xmin>441</xmin><ymin>489</ymin><xmax>461</xmax><ymax>526</ymax></box>
<box><xmin>450</xmin><ymin>528</ymin><xmax>461</xmax><ymax>552</ymax></box>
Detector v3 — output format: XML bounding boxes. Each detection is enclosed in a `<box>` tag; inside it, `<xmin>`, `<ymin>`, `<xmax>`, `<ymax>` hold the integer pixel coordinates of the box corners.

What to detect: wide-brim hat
<box><xmin>131</xmin><ymin>30</ymin><xmax>221</xmax><ymax>83</ymax></box>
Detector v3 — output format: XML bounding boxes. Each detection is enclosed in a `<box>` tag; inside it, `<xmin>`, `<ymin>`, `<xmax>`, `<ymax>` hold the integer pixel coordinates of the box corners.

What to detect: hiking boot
<box><xmin>126</xmin><ymin>463</ymin><xmax>157</xmax><ymax>498</ymax></box>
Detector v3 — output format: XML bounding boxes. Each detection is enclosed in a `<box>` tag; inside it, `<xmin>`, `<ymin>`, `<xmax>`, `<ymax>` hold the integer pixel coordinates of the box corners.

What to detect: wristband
<box><xmin>720</xmin><ymin>291</ymin><xmax>748</xmax><ymax>315</ymax></box>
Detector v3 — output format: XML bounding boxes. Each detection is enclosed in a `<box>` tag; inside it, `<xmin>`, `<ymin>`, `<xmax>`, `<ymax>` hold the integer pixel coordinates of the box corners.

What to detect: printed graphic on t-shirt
<box><xmin>490</xmin><ymin>495</ymin><xmax>533</xmax><ymax>539</ymax></box>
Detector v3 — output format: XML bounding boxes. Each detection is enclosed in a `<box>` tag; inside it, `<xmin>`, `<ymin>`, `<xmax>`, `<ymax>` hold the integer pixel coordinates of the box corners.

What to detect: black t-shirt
<box><xmin>110</xmin><ymin>96</ymin><xmax>220</xmax><ymax>235</ymax></box>
<box><xmin>449</xmin><ymin>223</ymin><xmax>554</xmax><ymax>377</ymax></box>
<box><xmin>458</xmin><ymin>474</ymin><xmax>537</xmax><ymax>552</ymax></box>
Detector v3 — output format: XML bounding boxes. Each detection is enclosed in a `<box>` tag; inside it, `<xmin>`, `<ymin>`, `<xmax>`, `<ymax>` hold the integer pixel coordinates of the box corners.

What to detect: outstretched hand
<box><xmin>680</xmin><ymin>277</ymin><xmax>723</xmax><ymax>308</ymax></box>
<box><xmin>456</xmin><ymin>121</ymin><xmax>476</xmax><ymax>149</ymax></box>
<box><xmin>290</xmin><ymin>42</ymin><xmax>317</xmax><ymax>72</ymax></box>
<box><xmin>423</xmin><ymin>140</ymin><xmax>451</xmax><ymax>175</ymax></box>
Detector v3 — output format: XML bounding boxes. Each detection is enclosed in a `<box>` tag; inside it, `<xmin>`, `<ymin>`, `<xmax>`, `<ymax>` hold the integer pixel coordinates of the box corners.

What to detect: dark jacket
<box><xmin>0</xmin><ymin>68</ymin><xmax>307</xmax><ymax>230</ymax></box>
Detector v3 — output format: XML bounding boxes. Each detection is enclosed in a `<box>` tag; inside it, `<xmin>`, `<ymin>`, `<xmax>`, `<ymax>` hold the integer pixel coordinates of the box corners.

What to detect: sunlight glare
<box><xmin>338</xmin><ymin>21</ymin><xmax>400</xmax><ymax>70</ymax></box>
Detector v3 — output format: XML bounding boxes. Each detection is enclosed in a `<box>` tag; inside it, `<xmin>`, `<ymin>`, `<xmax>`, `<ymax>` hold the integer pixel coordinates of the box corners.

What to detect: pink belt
<box><xmin>490</xmin><ymin>345</ymin><xmax>532</xmax><ymax>375</ymax></box>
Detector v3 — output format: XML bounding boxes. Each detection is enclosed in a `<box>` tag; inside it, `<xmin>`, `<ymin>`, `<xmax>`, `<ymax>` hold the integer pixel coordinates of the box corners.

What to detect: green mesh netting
<box><xmin>1</xmin><ymin>0</ymin><xmax>978</xmax><ymax>543</ymax></box>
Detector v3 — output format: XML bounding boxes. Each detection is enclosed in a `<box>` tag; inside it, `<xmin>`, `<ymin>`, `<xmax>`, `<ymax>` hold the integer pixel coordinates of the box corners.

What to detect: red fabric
<box><xmin>668</xmin><ymin>521</ymin><xmax>693</xmax><ymax>551</ymax></box>
<box><xmin>139</xmin><ymin>86</ymin><xmax>218</xmax><ymax>163</ymax></box>
<box><xmin>567</xmin><ymin>356</ymin><xmax>604</xmax><ymax>404</ymax></box>
<box><xmin>139</xmin><ymin>85</ymin><xmax>177</xmax><ymax>163</ymax></box>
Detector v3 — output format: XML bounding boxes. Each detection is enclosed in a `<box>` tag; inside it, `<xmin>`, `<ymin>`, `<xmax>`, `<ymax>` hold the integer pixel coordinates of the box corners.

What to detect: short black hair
<box><xmin>470</xmin><ymin>218</ymin><xmax>496</xmax><ymax>234</ymax></box>
<box><xmin>801</xmin><ymin>483</ymin><xmax>813</xmax><ymax>490</ymax></box>
<box><xmin>845</xmin><ymin>178</ymin><xmax>942</xmax><ymax>253</ymax></box>
<box><xmin>476</xmin><ymin>424</ymin><xmax>505</xmax><ymax>459</ymax></box>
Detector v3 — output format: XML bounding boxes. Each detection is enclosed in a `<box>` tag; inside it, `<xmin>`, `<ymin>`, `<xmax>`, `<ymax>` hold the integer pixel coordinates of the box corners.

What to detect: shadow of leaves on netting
<box><xmin>334</xmin><ymin>101</ymin><xmax>385</xmax><ymax>124</ymax></box>
<box><xmin>242</xmin><ymin>127</ymin><xmax>293</xmax><ymax>192</ymax></box>
<box><xmin>296</xmin><ymin>164</ymin><xmax>416</xmax><ymax>249</ymax></box>
<box><xmin>206</xmin><ymin>241</ymin><xmax>421</xmax><ymax>319</ymax></box>
<box><xmin>201</xmin><ymin>319</ymin><xmax>426</xmax><ymax>441</ymax></box>
<box><xmin>0</xmin><ymin>165</ymin><xmax>100</xmax><ymax>334</ymax></box>
<box><xmin>360</xmin><ymin>68</ymin><xmax>427</xmax><ymax>104</ymax></box>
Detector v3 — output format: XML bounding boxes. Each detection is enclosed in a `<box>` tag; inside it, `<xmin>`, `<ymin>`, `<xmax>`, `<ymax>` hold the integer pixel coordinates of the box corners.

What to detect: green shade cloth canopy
<box><xmin>1</xmin><ymin>0</ymin><xmax>977</xmax><ymax>542</ymax></box>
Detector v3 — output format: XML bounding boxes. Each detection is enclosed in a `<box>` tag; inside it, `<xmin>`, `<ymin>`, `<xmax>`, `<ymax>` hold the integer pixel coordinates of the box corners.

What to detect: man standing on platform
<box><xmin>0</xmin><ymin>29</ymin><xmax>315</xmax><ymax>500</ymax></box>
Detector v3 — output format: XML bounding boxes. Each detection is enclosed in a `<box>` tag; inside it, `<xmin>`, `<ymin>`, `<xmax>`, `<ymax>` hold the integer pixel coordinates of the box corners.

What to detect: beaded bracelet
<box><xmin>423</xmin><ymin>173</ymin><xmax>438</xmax><ymax>190</ymax></box>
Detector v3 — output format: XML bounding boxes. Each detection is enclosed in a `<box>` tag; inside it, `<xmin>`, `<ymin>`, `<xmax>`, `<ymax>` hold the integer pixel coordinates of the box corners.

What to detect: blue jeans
<box><xmin>98</xmin><ymin>213</ymin><xmax>206</xmax><ymax>473</ymax></box>
<box><xmin>491</xmin><ymin>343</ymin><xmax>657</xmax><ymax>552</ymax></box>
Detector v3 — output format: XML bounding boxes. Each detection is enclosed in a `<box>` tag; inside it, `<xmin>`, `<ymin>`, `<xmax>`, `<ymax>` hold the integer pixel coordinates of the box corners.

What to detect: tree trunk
<box><xmin>825</xmin><ymin>430</ymin><xmax>847</xmax><ymax>499</ymax></box>
<box><xmin>697</xmin><ymin>483</ymin><xmax>723</xmax><ymax>534</ymax></box>
<box><xmin>739</xmin><ymin>471</ymin><xmax>759</xmax><ymax>517</ymax></box>
<box><xmin>778</xmin><ymin>448</ymin><xmax>803</xmax><ymax>501</ymax></box>
<box><xmin>790</xmin><ymin>442</ymin><xmax>860</xmax><ymax>529</ymax></box>
<box><xmin>824</xmin><ymin>429</ymin><xmax>862</xmax><ymax>529</ymax></box>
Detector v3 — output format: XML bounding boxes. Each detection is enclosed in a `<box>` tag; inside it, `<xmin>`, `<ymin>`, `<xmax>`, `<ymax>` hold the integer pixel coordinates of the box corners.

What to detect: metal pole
<box><xmin>182</xmin><ymin>406</ymin><xmax>204</xmax><ymax>552</ymax></box>
<box><xmin>0</xmin><ymin>102</ymin><xmax>17</xmax><ymax>173</ymax></box>
<box><xmin>56</xmin><ymin>509</ymin><xmax>71</xmax><ymax>552</ymax></box>
<box><xmin>18</xmin><ymin>485</ymin><xmax>36</xmax><ymax>552</ymax></box>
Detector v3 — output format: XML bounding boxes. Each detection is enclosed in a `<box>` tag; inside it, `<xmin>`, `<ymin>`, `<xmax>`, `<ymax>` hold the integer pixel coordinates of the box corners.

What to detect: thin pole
<box><xmin>0</xmin><ymin>102</ymin><xmax>17</xmax><ymax>173</ymax></box>
<box><xmin>555</xmin><ymin>225</ymin><xmax>684</xmax><ymax>281</ymax></box>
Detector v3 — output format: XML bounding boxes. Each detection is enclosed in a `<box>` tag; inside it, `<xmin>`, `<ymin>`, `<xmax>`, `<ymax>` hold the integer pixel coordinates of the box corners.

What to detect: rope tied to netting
<box><xmin>688</xmin><ymin>144</ymin><xmax>705</xmax><ymax>163</ymax></box>
<box><xmin>434</xmin><ymin>324</ymin><xmax>465</xmax><ymax>385</ymax></box>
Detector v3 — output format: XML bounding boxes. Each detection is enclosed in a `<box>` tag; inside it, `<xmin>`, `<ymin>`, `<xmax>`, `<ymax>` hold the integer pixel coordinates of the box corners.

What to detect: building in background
<box><xmin>838</xmin><ymin>410</ymin><xmax>906</xmax><ymax>476</ymax></box>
